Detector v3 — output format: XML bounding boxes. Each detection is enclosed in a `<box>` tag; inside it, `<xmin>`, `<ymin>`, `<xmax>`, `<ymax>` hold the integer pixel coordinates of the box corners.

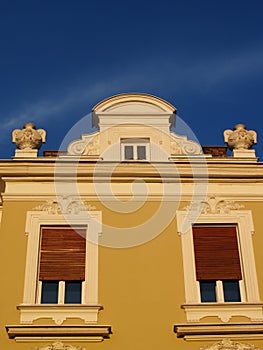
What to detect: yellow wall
<box><xmin>1</xmin><ymin>200</ymin><xmax>263</xmax><ymax>349</ymax></box>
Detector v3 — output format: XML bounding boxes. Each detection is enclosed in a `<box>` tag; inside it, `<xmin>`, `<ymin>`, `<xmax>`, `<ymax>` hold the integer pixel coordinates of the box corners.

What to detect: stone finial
<box><xmin>224</xmin><ymin>124</ymin><xmax>257</xmax><ymax>150</ymax></box>
<box><xmin>224</xmin><ymin>124</ymin><xmax>257</xmax><ymax>159</ymax></box>
<box><xmin>12</xmin><ymin>123</ymin><xmax>46</xmax><ymax>158</ymax></box>
<box><xmin>12</xmin><ymin>123</ymin><xmax>46</xmax><ymax>150</ymax></box>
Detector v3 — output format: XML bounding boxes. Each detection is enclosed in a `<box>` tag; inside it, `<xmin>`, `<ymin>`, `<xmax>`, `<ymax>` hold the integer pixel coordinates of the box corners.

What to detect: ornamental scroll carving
<box><xmin>12</xmin><ymin>123</ymin><xmax>46</xmax><ymax>150</ymax></box>
<box><xmin>67</xmin><ymin>132</ymin><xmax>100</xmax><ymax>156</ymax></box>
<box><xmin>200</xmin><ymin>339</ymin><xmax>259</xmax><ymax>350</ymax></box>
<box><xmin>170</xmin><ymin>132</ymin><xmax>202</xmax><ymax>155</ymax></box>
<box><xmin>33</xmin><ymin>196</ymin><xmax>96</xmax><ymax>215</ymax></box>
<box><xmin>224</xmin><ymin>124</ymin><xmax>257</xmax><ymax>150</ymax></box>
<box><xmin>184</xmin><ymin>196</ymin><xmax>244</xmax><ymax>215</ymax></box>
<box><xmin>32</xmin><ymin>342</ymin><xmax>85</xmax><ymax>350</ymax></box>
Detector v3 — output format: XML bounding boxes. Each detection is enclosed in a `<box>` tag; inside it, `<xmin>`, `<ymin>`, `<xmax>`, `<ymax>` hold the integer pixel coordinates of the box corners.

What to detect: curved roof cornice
<box><xmin>92</xmin><ymin>92</ymin><xmax>177</xmax><ymax>114</ymax></box>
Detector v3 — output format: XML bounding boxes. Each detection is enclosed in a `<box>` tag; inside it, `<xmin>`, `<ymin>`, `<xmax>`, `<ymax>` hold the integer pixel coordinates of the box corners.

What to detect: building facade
<box><xmin>1</xmin><ymin>93</ymin><xmax>263</xmax><ymax>350</ymax></box>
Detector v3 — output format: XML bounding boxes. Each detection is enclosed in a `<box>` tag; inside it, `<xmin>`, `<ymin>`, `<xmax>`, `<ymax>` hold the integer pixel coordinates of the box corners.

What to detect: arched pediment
<box><xmin>93</xmin><ymin>93</ymin><xmax>176</xmax><ymax>114</ymax></box>
<box><xmin>67</xmin><ymin>93</ymin><xmax>202</xmax><ymax>160</ymax></box>
<box><xmin>92</xmin><ymin>93</ymin><xmax>176</xmax><ymax>129</ymax></box>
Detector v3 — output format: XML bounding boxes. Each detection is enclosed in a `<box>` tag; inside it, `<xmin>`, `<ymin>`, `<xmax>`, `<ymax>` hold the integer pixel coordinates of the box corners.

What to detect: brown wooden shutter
<box><xmin>39</xmin><ymin>227</ymin><xmax>86</xmax><ymax>281</ymax></box>
<box><xmin>192</xmin><ymin>225</ymin><xmax>242</xmax><ymax>281</ymax></box>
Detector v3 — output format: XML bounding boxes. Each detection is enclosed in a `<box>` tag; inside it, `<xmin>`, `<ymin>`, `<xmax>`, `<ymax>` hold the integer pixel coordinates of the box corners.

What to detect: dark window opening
<box><xmin>65</xmin><ymin>281</ymin><xmax>82</xmax><ymax>304</ymax></box>
<box><xmin>200</xmin><ymin>281</ymin><xmax>216</xmax><ymax>302</ymax></box>
<box><xmin>41</xmin><ymin>281</ymin><xmax>59</xmax><ymax>304</ymax></box>
<box><xmin>223</xmin><ymin>280</ymin><xmax>241</xmax><ymax>302</ymax></box>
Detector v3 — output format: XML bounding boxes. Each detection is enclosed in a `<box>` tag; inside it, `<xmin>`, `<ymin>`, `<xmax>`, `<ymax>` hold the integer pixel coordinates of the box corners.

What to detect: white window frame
<box><xmin>18</xmin><ymin>209</ymin><xmax>102</xmax><ymax>325</ymax></box>
<box><xmin>121</xmin><ymin>138</ymin><xmax>150</xmax><ymax>161</ymax></box>
<box><xmin>176</xmin><ymin>208</ymin><xmax>263</xmax><ymax>323</ymax></box>
<box><xmin>193</xmin><ymin>224</ymin><xmax>245</xmax><ymax>303</ymax></box>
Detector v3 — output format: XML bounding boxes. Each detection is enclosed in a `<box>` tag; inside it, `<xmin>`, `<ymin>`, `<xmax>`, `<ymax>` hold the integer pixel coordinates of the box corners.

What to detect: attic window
<box><xmin>121</xmin><ymin>138</ymin><xmax>150</xmax><ymax>161</ymax></box>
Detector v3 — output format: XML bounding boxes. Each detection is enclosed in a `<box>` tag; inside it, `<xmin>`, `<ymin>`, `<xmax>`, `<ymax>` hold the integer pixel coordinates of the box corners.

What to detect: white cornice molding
<box><xmin>6</xmin><ymin>325</ymin><xmax>111</xmax><ymax>343</ymax></box>
<box><xmin>175</xmin><ymin>323</ymin><xmax>263</xmax><ymax>342</ymax></box>
<box><xmin>3</xmin><ymin>193</ymin><xmax>263</xmax><ymax>202</ymax></box>
<box><xmin>1</xmin><ymin>160</ymin><xmax>263</xmax><ymax>179</ymax></box>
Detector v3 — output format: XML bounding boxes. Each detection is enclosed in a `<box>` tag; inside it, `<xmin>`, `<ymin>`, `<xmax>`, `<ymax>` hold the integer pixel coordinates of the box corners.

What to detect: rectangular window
<box><xmin>177</xmin><ymin>207</ymin><xmax>261</xmax><ymax>322</ymax></box>
<box><xmin>20</xmin><ymin>209</ymin><xmax>101</xmax><ymax>325</ymax></box>
<box><xmin>38</xmin><ymin>226</ymin><xmax>86</xmax><ymax>304</ymax></box>
<box><xmin>193</xmin><ymin>225</ymin><xmax>242</xmax><ymax>302</ymax></box>
<box><xmin>121</xmin><ymin>138</ymin><xmax>149</xmax><ymax>160</ymax></box>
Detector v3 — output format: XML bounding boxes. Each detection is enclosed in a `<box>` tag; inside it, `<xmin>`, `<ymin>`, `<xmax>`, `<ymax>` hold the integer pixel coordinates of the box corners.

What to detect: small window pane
<box><xmin>65</xmin><ymin>281</ymin><xmax>82</xmax><ymax>304</ymax></box>
<box><xmin>41</xmin><ymin>281</ymin><xmax>58</xmax><ymax>304</ymax></box>
<box><xmin>124</xmin><ymin>146</ymin><xmax>134</xmax><ymax>160</ymax></box>
<box><xmin>223</xmin><ymin>280</ymin><xmax>241</xmax><ymax>302</ymax></box>
<box><xmin>137</xmin><ymin>146</ymin><xmax>146</xmax><ymax>160</ymax></box>
<box><xmin>200</xmin><ymin>281</ymin><xmax>216</xmax><ymax>302</ymax></box>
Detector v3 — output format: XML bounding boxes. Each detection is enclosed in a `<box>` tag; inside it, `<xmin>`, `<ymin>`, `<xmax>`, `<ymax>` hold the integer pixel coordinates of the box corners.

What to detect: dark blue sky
<box><xmin>1</xmin><ymin>0</ymin><xmax>263</xmax><ymax>159</ymax></box>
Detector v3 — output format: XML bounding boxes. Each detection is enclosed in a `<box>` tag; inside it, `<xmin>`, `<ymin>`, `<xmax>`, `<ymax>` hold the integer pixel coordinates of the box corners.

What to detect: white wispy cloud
<box><xmin>166</xmin><ymin>45</ymin><xmax>263</xmax><ymax>92</ymax></box>
<box><xmin>0</xmin><ymin>74</ymin><xmax>144</xmax><ymax>136</ymax></box>
<box><xmin>2</xmin><ymin>43</ymin><xmax>262</xmax><ymax>136</ymax></box>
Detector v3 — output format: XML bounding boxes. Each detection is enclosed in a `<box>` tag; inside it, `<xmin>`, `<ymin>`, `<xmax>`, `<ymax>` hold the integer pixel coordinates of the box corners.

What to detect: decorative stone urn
<box><xmin>224</xmin><ymin>124</ymin><xmax>257</xmax><ymax>150</ymax></box>
<box><xmin>12</xmin><ymin>123</ymin><xmax>46</xmax><ymax>150</ymax></box>
<box><xmin>223</xmin><ymin>124</ymin><xmax>257</xmax><ymax>159</ymax></box>
<box><xmin>12</xmin><ymin>123</ymin><xmax>46</xmax><ymax>158</ymax></box>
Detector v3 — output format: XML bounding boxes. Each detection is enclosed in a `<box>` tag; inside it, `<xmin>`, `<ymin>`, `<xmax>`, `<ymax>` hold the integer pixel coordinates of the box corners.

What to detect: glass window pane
<box><xmin>65</xmin><ymin>281</ymin><xmax>82</xmax><ymax>304</ymax></box>
<box><xmin>124</xmin><ymin>146</ymin><xmax>134</xmax><ymax>160</ymax></box>
<box><xmin>41</xmin><ymin>281</ymin><xmax>58</xmax><ymax>304</ymax></box>
<box><xmin>200</xmin><ymin>281</ymin><xmax>216</xmax><ymax>302</ymax></box>
<box><xmin>137</xmin><ymin>146</ymin><xmax>146</xmax><ymax>160</ymax></box>
<box><xmin>223</xmin><ymin>280</ymin><xmax>241</xmax><ymax>302</ymax></box>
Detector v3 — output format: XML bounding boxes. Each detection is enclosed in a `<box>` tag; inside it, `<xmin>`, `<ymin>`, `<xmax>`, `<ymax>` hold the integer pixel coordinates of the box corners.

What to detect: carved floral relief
<box><xmin>32</xmin><ymin>342</ymin><xmax>85</xmax><ymax>350</ymax></box>
<box><xmin>200</xmin><ymin>338</ymin><xmax>259</xmax><ymax>350</ymax></box>
<box><xmin>12</xmin><ymin>123</ymin><xmax>46</xmax><ymax>150</ymax></box>
<box><xmin>224</xmin><ymin>124</ymin><xmax>257</xmax><ymax>150</ymax></box>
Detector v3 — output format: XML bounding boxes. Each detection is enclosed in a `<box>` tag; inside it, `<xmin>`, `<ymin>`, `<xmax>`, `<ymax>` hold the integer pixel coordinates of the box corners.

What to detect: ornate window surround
<box><xmin>176</xmin><ymin>196</ymin><xmax>263</xmax><ymax>323</ymax></box>
<box><xmin>18</xmin><ymin>199</ymin><xmax>102</xmax><ymax>325</ymax></box>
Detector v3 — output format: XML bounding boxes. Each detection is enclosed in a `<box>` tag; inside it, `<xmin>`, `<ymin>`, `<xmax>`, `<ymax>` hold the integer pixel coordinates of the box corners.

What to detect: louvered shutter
<box><xmin>192</xmin><ymin>225</ymin><xmax>242</xmax><ymax>281</ymax></box>
<box><xmin>39</xmin><ymin>227</ymin><xmax>86</xmax><ymax>281</ymax></box>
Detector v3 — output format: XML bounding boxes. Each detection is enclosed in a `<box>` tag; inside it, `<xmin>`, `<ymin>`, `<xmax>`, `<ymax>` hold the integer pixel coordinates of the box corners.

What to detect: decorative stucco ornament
<box><xmin>12</xmin><ymin>122</ymin><xmax>46</xmax><ymax>150</ymax></box>
<box><xmin>200</xmin><ymin>338</ymin><xmax>259</xmax><ymax>350</ymax></box>
<box><xmin>32</xmin><ymin>196</ymin><xmax>96</xmax><ymax>215</ymax></box>
<box><xmin>32</xmin><ymin>342</ymin><xmax>85</xmax><ymax>350</ymax></box>
<box><xmin>183</xmin><ymin>195</ymin><xmax>244</xmax><ymax>215</ymax></box>
<box><xmin>224</xmin><ymin>124</ymin><xmax>257</xmax><ymax>150</ymax></box>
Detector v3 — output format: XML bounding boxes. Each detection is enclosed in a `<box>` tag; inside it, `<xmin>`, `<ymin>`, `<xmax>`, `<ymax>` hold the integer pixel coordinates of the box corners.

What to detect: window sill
<box><xmin>6</xmin><ymin>325</ymin><xmax>111</xmax><ymax>343</ymax></box>
<box><xmin>182</xmin><ymin>303</ymin><xmax>263</xmax><ymax>323</ymax></box>
<box><xmin>17</xmin><ymin>304</ymin><xmax>103</xmax><ymax>325</ymax></box>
